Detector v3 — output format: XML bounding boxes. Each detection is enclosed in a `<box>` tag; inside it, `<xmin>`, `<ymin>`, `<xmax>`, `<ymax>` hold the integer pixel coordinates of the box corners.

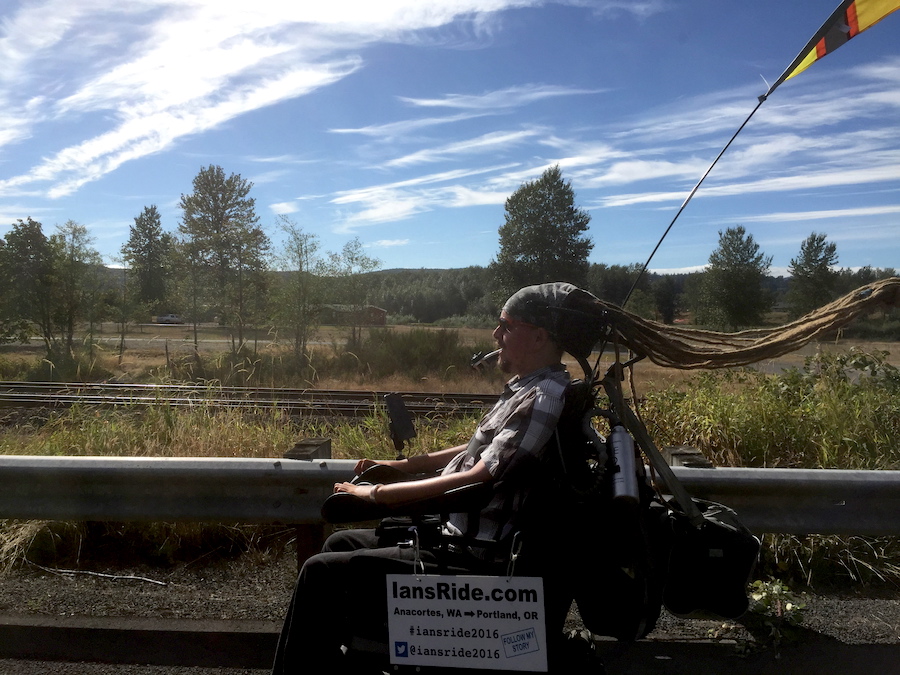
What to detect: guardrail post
<box><xmin>662</xmin><ymin>445</ymin><xmax>714</xmax><ymax>468</ymax></box>
<box><xmin>284</xmin><ymin>439</ymin><xmax>333</xmax><ymax>571</ymax></box>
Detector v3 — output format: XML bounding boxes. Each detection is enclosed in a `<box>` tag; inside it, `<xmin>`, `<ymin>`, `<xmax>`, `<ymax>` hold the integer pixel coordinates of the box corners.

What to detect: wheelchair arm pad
<box><xmin>320</xmin><ymin>481</ymin><xmax>493</xmax><ymax>524</ymax></box>
<box><xmin>354</xmin><ymin>464</ymin><xmax>424</xmax><ymax>485</ymax></box>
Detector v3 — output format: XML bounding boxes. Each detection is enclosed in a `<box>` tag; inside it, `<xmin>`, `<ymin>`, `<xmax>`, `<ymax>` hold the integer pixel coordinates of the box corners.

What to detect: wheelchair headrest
<box><xmin>551</xmin><ymin>287</ymin><xmax>610</xmax><ymax>359</ymax></box>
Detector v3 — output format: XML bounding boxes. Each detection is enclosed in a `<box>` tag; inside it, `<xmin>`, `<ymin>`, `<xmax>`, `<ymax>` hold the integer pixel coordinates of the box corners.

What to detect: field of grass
<box><xmin>0</xmin><ymin>326</ymin><xmax>898</xmax><ymax>587</ymax></box>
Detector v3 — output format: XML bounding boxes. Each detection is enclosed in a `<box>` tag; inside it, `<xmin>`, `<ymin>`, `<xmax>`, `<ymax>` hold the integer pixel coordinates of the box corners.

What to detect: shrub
<box><xmin>641</xmin><ymin>348</ymin><xmax>900</xmax><ymax>469</ymax></box>
<box><xmin>323</xmin><ymin>328</ymin><xmax>494</xmax><ymax>382</ymax></box>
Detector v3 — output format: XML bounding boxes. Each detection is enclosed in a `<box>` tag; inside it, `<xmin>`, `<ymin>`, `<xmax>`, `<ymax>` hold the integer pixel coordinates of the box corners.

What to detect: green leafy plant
<box><xmin>748</xmin><ymin>579</ymin><xmax>807</xmax><ymax>625</ymax></box>
<box><xmin>742</xmin><ymin>579</ymin><xmax>808</xmax><ymax>649</ymax></box>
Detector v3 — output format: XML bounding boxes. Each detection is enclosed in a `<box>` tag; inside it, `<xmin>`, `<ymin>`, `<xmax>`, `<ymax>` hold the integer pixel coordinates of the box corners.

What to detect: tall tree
<box><xmin>0</xmin><ymin>218</ymin><xmax>48</xmax><ymax>345</ymax></box>
<box><xmin>698</xmin><ymin>226</ymin><xmax>773</xmax><ymax>329</ymax></box>
<box><xmin>324</xmin><ymin>237</ymin><xmax>381</xmax><ymax>344</ymax></box>
<box><xmin>0</xmin><ymin>219</ymin><xmax>104</xmax><ymax>360</ymax></box>
<box><xmin>178</xmin><ymin>165</ymin><xmax>269</xmax><ymax>349</ymax></box>
<box><xmin>121</xmin><ymin>205</ymin><xmax>173</xmax><ymax>317</ymax></box>
<box><xmin>787</xmin><ymin>232</ymin><xmax>838</xmax><ymax>318</ymax></box>
<box><xmin>490</xmin><ymin>165</ymin><xmax>593</xmax><ymax>298</ymax></box>
<box><xmin>50</xmin><ymin>220</ymin><xmax>105</xmax><ymax>355</ymax></box>
<box><xmin>271</xmin><ymin>216</ymin><xmax>323</xmax><ymax>365</ymax></box>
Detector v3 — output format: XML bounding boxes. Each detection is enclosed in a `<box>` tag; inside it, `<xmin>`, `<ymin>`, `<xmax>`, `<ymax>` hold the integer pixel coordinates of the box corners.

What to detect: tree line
<box><xmin>1</xmin><ymin>164</ymin><xmax>895</xmax><ymax>377</ymax></box>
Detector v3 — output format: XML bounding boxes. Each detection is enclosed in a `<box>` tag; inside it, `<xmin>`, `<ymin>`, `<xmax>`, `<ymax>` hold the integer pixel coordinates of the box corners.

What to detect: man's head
<box><xmin>492</xmin><ymin>283</ymin><xmax>576</xmax><ymax>376</ymax></box>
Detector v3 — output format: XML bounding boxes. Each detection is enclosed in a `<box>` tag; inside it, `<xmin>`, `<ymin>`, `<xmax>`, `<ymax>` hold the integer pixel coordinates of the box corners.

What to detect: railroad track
<box><xmin>0</xmin><ymin>381</ymin><xmax>498</xmax><ymax>417</ymax></box>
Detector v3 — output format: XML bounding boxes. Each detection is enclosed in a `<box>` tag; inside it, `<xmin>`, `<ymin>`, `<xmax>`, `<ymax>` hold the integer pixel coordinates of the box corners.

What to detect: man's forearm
<box><xmin>404</xmin><ymin>445</ymin><xmax>466</xmax><ymax>473</ymax></box>
<box><xmin>377</xmin><ymin>460</ymin><xmax>491</xmax><ymax>506</ymax></box>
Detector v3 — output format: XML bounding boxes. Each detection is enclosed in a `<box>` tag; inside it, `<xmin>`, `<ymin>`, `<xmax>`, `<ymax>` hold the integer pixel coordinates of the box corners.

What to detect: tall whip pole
<box><xmin>622</xmin><ymin>95</ymin><xmax>767</xmax><ymax>307</ymax></box>
<box><xmin>621</xmin><ymin>0</ymin><xmax>900</xmax><ymax>308</ymax></box>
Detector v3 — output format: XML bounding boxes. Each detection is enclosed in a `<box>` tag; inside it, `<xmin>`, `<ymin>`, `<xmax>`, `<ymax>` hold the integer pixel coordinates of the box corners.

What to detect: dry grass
<box><xmin>0</xmin><ymin>520</ymin><xmax>47</xmax><ymax>574</ymax></box>
<box><xmin>4</xmin><ymin>326</ymin><xmax>895</xmax><ymax>395</ymax></box>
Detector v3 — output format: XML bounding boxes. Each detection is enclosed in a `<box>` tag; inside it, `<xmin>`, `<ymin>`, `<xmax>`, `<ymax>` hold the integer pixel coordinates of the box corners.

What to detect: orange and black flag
<box><xmin>766</xmin><ymin>0</ymin><xmax>900</xmax><ymax>96</ymax></box>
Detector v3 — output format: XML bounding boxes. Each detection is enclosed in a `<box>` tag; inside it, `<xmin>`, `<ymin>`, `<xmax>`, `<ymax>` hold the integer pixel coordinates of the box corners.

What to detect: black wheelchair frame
<box><xmin>320</xmin><ymin>359</ymin><xmax>636</xmax><ymax>674</ymax></box>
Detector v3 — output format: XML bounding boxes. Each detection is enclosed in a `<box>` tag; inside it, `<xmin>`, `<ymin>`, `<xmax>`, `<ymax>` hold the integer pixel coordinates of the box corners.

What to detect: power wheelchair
<box><xmin>316</xmin><ymin>301</ymin><xmax>757</xmax><ymax>674</ymax></box>
<box><xmin>320</xmin><ymin>362</ymin><xmax>666</xmax><ymax>673</ymax></box>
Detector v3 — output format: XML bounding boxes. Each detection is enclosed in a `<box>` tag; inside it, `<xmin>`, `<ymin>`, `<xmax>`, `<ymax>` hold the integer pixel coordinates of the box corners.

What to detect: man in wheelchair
<box><xmin>272</xmin><ymin>282</ymin><xmax>597</xmax><ymax>675</ymax></box>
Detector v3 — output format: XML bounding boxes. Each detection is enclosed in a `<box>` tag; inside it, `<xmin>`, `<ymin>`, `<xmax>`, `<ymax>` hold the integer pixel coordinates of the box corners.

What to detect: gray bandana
<box><xmin>502</xmin><ymin>282</ymin><xmax>578</xmax><ymax>333</ymax></box>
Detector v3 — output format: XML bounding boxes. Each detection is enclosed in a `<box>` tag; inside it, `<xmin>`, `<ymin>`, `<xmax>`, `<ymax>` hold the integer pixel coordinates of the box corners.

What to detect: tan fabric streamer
<box><xmin>567</xmin><ymin>277</ymin><xmax>900</xmax><ymax>370</ymax></box>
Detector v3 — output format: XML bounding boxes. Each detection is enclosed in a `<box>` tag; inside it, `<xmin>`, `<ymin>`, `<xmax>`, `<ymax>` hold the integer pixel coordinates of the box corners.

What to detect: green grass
<box><xmin>2</xmin><ymin>346</ymin><xmax>899</xmax><ymax>588</ymax></box>
<box><xmin>0</xmin><ymin>400</ymin><xmax>480</xmax><ymax>572</ymax></box>
<box><xmin>638</xmin><ymin>347</ymin><xmax>900</xmax><ymax>586</ymax></box>
<box><xmin>641</xmin><ymin>348</ymin><xmax>900</xmax><ymax>470</ymax></box>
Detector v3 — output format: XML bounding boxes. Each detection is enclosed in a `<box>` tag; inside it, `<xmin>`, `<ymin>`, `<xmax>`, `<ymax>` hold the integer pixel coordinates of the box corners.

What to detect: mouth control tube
<box><xmin>470</xmin><ymin>348</ymin><xmax>501</xmax><ymax>370</ymax></box>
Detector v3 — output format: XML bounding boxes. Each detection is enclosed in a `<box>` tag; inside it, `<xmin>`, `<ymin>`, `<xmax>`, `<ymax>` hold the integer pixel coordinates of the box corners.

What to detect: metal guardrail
<box><xmin>0</xmin><ymin>455</ymin><xmax>354</xmax><ymax>523</ymax></box>
<box><xmin>1</xmin><ymin>455</ymin><xmax>899</xmax><ymax>536</ymax></box>
<box><xmin>3</xmin><ymin>455</ymin><xmax>900</xmax><ymax>668</ymax></box>
<box><xmin>675</xmin><ymin>466</ymin><xmax>900</xmax><ymax>536</ymax></box>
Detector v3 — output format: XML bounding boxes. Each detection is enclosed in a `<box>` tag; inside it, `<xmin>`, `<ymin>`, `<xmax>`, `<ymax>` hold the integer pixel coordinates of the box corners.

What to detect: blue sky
<box><xmin>0</xmin><ymin>0</ymin><xmax>898</xmax><ymax>276</ymax></box>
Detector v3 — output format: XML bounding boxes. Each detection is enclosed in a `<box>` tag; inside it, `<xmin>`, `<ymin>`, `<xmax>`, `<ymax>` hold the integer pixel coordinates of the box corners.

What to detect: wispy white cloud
<box><xmin>270</xmin><ymin>201</ymin><xmax>300</xmax><ymax>215</ymax></box>
<box><xmin>385</xmin><ymin>129</ymin><xmax>540</xmax><ymax>167</ymax></box>
<box><xmin>600</xmin><ymin>159</ymin><xmax>900</xmax><ymax>207</ymax></box>
<box><xmin>330</xmin><ymin>164</ymin><xmax>515</xmax><ymax>230</ymax></box>
<box><xmin>446</xmin><ymin>185</ymin><xmax>508</xmax><ymax>207</ymax></box>
<box><xmin>334</xmin><ymin>164</ymin><xmax>519</xmax><ymax>197</ymax></box>
<box><xmin>740</xmin><ymin>205</ymin><xmax>900</xmax><ymax>223</ymax></box>
<box><xmin>335</xmin><ymin>190</ymin><xmax>429</xmax><ymax>228</ymax></box>
<box><xmin>0</xmin><ymin>0</ymin><xmax>560</xmax><ymax>200</ymax></box>
<box><xmin>399</xmin><ymin>84</ymin><xmax>603</xmax><ymax>109</ymax></box>
<box><xmin>249</xmin><ymin>169</ymin><xmax>293</xmax><ymax>185</ymax></box>
<box><xmin>329</xmin><ymin>83</ymin><xmax>601</xmax><ymax>143</ymax></box>
<box><xmin>370</xmin><ymin>238</ymin><xmax>410</xmax><ymax>247</ymax></box>
<box><xmin>248</xmin><ymin>154</ymin><xmax>318</xmax><ymax>164</ymax></box>
<box><xmin>330</xmin><ymin>112</ymin><xmax>491</xmax><ymax>138</ymax></box>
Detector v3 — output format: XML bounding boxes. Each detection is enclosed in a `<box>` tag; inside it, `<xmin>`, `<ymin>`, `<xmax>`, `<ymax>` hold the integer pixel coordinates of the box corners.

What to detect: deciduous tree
<box><xmin>698</xmin><ymin>226</ymin><xmax>772</xmax><ymax>329</ymax></box>
<box><xmin>324</xmin><ymin>237</ymin><xmax>381</xmax><ymax>344</ymax></box>
<box><xmin>787</xmin><ymin>232</ymin><xmax>838</xmax><ymax>318</ymax></box>
<box><xmin>0</xmin><ymin>218</ymin><xmax>47</xmax><ymax>345</ymax></box>
<box><xmin>121</xmin><ymin>205</ymin><xmax>173</xmax><ymax>317</ymax></box>
<box><xmin>271</xmin><ymin>216</ymin><xmax>324</xmax><ymax>365</ymax></box>
<box><xmin>51</xmin><ymin>220</ymin><xmax>105</xmax><ymax>355</ymax></box>
<box><xmin>490</xmin><ymin>166</ymin><xmax>593</xmax><ymax>298</ymax></box>
<box><xmin>0</xmin><ymin>218</ymin><xmax>104</xmax><ymax>361</ymax></box>
<box><xmin>178</xmin><ymin>165</ymin><xmax>269</xmax><ymax>349</ymax></box>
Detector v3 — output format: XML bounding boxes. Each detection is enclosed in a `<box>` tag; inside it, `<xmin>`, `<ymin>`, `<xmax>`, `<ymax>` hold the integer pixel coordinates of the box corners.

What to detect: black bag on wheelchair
<box><xmin>544</xmin><ymin>375</ymin><xmax>759</xmax><ymax>639</ymax></box>
<box><xmin>530</xmin><ymin>381</ymin><xmax>668</xmax><ymax>642</ymax></box>
<box><xmin>661</xmin><ymin>497</ymin><xmax>760</xmax><ymax>619</ymax></box>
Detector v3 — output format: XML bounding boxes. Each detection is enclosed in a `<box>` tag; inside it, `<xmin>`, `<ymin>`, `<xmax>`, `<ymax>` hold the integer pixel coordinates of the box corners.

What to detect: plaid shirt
<box><xmin>442</xmin><ymin>363</ymin><xmax>569</xmax><ymax>543</ymax></box>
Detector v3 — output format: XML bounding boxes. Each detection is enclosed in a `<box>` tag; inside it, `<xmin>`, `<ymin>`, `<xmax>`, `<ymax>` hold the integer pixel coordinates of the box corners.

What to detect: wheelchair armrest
<box><xmin>321</xmin><ymin>481</ymin><xmax>493</xmax><ymax>524</ymax></box>
<box><xmin>354</xmin><ymin>464</ymin><xmax>426</xmax><ymax>485</ymax></box>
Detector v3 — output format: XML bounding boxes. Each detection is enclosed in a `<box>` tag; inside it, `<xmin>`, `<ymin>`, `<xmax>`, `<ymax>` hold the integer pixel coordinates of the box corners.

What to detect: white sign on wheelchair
<box><xmin>386</xmin><ymin>574</ymin><xmax>547</xmax><ymax>671</ymax></box>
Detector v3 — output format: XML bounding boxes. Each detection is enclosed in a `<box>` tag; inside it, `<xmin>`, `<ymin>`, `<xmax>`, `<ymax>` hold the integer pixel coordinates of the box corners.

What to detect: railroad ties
<box><xmin>0</xmin><ymin>381</ymin><xmax>497</xmax><ymax>418</ymax></box>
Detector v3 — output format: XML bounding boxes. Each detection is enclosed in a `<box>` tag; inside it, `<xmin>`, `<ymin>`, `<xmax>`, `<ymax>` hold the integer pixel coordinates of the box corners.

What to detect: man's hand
<box><xmin>333</xmin><ymin>481</ymin><xmax>378</xmax><ymax>503</ymax></box>
<box><xmin>354</xmin><ymin>458</ymin><xmax>383</xmax><ymax>475</ymax></box>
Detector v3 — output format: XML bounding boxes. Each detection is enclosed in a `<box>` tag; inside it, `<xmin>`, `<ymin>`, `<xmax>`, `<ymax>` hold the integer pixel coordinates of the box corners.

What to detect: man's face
<box><xmin>492</xmin><ymin>310</ymin><xmax>540</xmax><ymax>374</ymax></box>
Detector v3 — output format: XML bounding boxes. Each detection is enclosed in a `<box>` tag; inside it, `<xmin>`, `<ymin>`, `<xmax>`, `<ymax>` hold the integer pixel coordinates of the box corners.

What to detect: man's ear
<box><xmin>532</xmin><ymin>327</ymin><xmax>551</xmax><ymax>350</ymax></box>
